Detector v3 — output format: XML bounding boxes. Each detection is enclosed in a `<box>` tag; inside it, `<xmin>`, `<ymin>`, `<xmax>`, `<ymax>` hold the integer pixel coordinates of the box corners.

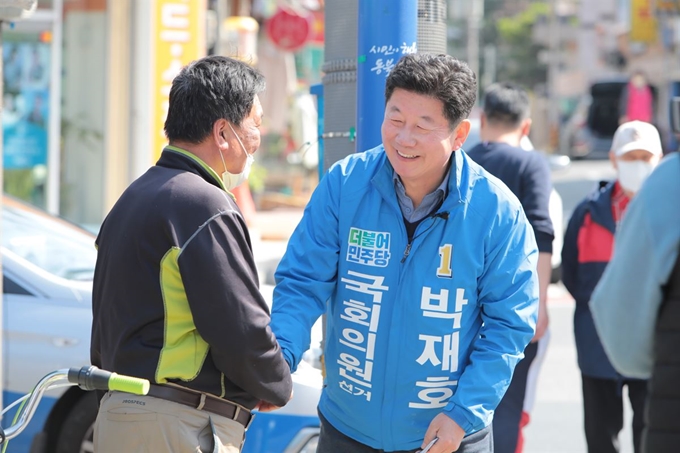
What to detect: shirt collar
<box><xmin>391</xmin><ymin>158</ymin><xmax>451</xmax><ymax>197</ymax></box>
<box><xmin>392</xmin><ymin>158</ymin><xmax>451</xmax><ymax>222</ymax></box>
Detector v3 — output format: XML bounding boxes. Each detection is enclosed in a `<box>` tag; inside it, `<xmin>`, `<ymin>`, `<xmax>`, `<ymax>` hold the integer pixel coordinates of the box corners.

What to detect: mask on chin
<box><xmin>219</xmin><ymin>123</ymin><xmax>254</xmax><ymax>191</ymax></box>
<box><xmin>222</xmin><ymin>152</ymin><xmax>253</xmax><ymax>190</ymax></box>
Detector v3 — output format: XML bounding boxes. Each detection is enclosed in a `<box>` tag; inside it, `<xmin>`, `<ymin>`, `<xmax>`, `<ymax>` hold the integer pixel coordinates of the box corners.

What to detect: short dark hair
<box><xmin>385</xmin><ymin>53</ymin><xmax>477</xmax><ymax>129</ymax></box>
<box><xmin>482</xmin><ymin>82</ymin><xmax>531</xmax><ymax>129</ymax></box>
<box><xmin>164</xmin><ymin>56</ymin><xmax>265</xmax><ymax>144</ymax></box>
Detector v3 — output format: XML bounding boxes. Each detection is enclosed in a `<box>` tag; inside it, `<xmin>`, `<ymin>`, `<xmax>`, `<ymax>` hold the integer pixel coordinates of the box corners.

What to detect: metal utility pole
<box><xmin>547</xmin><ymin>0</ymin><xmax>560</xmax><ymax>151</ymax></box>
<box><xmin>467</xmin><ymin>0</ymin><xmax>484</xmax><ymax>80</ymax></box>
<box><xmin>482</xmin><ymin>44</ymin><xmax>496</xmax><ymax>90</ymax></box>
<box><xmin>356</xmin><ymin>0</ymin><xmax>418</xmax><ymax>152</ymax></box>
<box><xmin>322</xmin><ymin>0</ymin><xmax>447</xmax><ymax>171</ymax></box>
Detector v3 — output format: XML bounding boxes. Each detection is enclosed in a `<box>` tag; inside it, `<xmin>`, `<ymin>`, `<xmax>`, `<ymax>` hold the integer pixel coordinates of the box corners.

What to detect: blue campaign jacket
<box><xmin>270</xmin><ymin>146</ymin><xmax>538</xmax><ymax>451</ymax></box>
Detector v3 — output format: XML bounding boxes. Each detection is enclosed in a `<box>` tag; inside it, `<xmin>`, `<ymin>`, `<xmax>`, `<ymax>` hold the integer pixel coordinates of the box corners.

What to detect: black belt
<box><xmin>146</xmin><ymin>384</ymin><xmax>252</xmax><ymax>428</ymax></box>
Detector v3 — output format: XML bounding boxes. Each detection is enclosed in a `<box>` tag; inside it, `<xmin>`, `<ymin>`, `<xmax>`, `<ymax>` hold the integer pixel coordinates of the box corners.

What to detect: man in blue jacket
<box><xmin>562</xmin><ymin>120</ymin><xmax>662</xmax><ymax>453</ymax></box>
<box><xmin>271</xmin><ymin>53</ymin><xmax>539</xmax><ymax>453</ymax></box>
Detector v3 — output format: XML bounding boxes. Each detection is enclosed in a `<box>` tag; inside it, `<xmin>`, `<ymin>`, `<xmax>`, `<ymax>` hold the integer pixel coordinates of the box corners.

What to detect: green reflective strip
<box><xmin>165</xmin><ymin>145</ymin><xmax>226</xmax><ymax>191</ymax></box>
<box><xmin>156</xmin><ymin>247</ymin><xmax>209</xmax><ymax>383</ymax></box>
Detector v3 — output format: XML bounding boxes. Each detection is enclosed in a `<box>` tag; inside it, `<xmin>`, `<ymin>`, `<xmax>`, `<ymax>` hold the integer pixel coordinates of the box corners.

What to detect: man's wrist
<box><xmin>442</xmin><ymin>402</ymin><xmax>475</xmax><ymax>434</ymax></box>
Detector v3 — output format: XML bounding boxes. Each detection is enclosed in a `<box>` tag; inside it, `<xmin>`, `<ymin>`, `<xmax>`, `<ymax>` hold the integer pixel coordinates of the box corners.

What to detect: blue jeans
<box><xmin>316</xmin><ymin>411</ymin><xmax>493</xmax><ymax>452</ymax></box>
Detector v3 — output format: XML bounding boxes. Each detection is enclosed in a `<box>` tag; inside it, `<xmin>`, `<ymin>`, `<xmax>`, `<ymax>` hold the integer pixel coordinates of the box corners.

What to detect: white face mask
<box><xmin>219</xmin><ymin>123</ymin><xmax>254</xmax><ymax>191</ymax></box>
<box><xmin>617</xmin><ymin>160</ymin><xmax>655</xmax><ymax>194</ymax></box>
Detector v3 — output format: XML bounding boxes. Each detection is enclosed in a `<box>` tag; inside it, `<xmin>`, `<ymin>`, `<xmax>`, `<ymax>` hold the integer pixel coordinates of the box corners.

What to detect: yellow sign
<box><xmin>630</xmin><ymin>0</ymin><xmax>657</xmax><ymax>43</ymax></box>
<box><xmin>153</xmin><ymin>0</ymin><xmax>206</xmax><ymax>161</ymax></box>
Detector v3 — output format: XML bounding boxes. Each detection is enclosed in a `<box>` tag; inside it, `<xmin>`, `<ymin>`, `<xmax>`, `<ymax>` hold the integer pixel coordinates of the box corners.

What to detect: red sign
<box><xmin>309</xmin><ymin>10</ymin><xmax>324</xmax><ymax>45</ymax></box>
<box><xmin>266</xmin><ymin>8</ymin><xmax>312</xmax><ymax>52</ymax></box>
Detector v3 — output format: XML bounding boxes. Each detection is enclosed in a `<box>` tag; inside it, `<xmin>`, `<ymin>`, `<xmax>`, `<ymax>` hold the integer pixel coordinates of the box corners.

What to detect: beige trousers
<box><xmin>94</xmin><ymin>391</ymin><xmax>246</xmax><ymax>453</ymax></box>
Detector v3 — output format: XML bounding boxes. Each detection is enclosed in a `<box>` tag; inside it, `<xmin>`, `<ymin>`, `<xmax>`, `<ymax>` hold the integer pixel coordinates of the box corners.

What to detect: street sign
<box><xmin>266</xmin><ymin>8</ymin><xmax>312</xmax><ymax>52</ymax></box>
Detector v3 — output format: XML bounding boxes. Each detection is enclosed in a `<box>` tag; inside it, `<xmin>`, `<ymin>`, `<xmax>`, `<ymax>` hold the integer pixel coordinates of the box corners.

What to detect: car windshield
<box><xmin>587</xmin><ymin>82</ymin><xmax>626</xmax><ymax>138</ymax></box>
<box><xmin>1</xmin><ymin>197</ymin><xmax>97</xmax><ymax>281</ymax></box>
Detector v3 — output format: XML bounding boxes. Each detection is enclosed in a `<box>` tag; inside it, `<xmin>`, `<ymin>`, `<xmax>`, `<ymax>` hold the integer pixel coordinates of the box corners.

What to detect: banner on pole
<box><xmin>152</xmin><ymin>0</ymin><xmax>206</xmax><ymax>161</ymax></box>
<box><xmin>630</xmin><ymin>0</ymin><xmax>657</xmax><ymax>43</ymax></box>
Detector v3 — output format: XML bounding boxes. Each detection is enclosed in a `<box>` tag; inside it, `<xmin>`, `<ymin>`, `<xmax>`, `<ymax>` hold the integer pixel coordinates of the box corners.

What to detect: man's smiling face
<box><xmin>381</xmin><ymin>88</ymin><xmax>469</xmax><ymax>196</ymax></box>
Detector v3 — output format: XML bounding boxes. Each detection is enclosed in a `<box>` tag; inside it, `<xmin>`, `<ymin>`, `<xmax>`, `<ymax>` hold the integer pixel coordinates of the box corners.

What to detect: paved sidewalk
<box><xmin>524</xmin><ymin>285</ymin><xmax>635</xmax><ymax>453</ymax></box>
<box><xmin>251</xmin><ymin>207</ymin><xmax>304</xmax><ymax>242</ymax></box>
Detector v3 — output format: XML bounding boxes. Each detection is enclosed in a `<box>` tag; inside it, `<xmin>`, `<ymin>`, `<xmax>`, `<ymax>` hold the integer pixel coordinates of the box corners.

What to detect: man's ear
<box><xmin>213</xmin><ymin>119</ymin><xmax>229</xmax><ymax>145</ymax></box>
<box><xmin>452</xmin><ymin>119</ymin><xmax>471</xmax><ymax>150</ymax></box>
<box><xmin>609</xmin><ymin>151</ymin><xmax>618</xmax><ymax>170</ymax></box>
<box><xmin>521</xmin><ymin>118</ymin><xmax>532</xmax><ymax>137</ymax></box>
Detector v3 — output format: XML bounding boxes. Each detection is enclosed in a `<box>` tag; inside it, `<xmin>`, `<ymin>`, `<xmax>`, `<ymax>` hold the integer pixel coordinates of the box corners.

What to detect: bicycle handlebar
<box><xmin>67</xmin><ymin>366</ymin><xmax>150</xmax><ymax>395</ymax></box>
<box><xmin>1</xmin><ymin>366</ymin><xmax>150</xmax><ymax>445</ymax></box>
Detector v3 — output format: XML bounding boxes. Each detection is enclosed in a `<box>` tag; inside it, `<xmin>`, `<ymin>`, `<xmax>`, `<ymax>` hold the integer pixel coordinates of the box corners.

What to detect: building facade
<box><xmin>3</xmin><ymin>0</ymin><xmax>207</xmax><ymax>227</ymax></box>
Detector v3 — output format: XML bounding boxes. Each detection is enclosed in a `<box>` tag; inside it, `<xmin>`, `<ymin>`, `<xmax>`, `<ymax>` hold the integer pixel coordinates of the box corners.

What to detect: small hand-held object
<box><xmin>417</xmin><ymin>437</ymin><xmax>439</xmax><ymax>453</ymax></box>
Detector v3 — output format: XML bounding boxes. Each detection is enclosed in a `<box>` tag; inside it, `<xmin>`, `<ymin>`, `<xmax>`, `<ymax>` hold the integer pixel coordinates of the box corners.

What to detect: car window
<box><xmin>3</xmin><ymin>275</ymin><xmax>33</xmax><ymax>295</ymax></box>
<box><xmin>586</xmin><ymin>81</ymin><xmax>657</xmax><ymax>138</ymax></box>
<box><xmin>1</xmin><ymin>197</ymin><xmax>97</xmax><ymax>281</ymax></box>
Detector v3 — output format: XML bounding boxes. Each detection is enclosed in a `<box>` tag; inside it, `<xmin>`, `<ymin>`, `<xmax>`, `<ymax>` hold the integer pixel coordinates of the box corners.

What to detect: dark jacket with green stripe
<box><xmin>91</xmin><ymin>146</ymin><xmax>292</xmax><ymax>409</ymax></box>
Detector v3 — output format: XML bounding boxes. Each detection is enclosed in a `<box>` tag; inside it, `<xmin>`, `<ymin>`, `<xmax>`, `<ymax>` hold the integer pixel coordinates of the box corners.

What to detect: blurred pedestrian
<box><xmin>619</xmin><ymin>71</ymin><xmax>655</xmax><ymax>124</ymax></box>
<box><xmin>590</xmin><ymin>151</ymin><xmax>680</xmax><ymax>453</ymax></box>
<box><xmin>467</xmin><ymin>82</ymin><xmax>554</xmax><ymax>453</ymax></box>
<box><xmin>270</xmin><ymin>53</ymin><xmax>539</xmax><ymax>453</ymax></box>
<box><xmin>91</xmin><ymin>56</ymin><xmax>293</xmax><ymax>453</ymax></box>
<box><xmin>562</xmin><ymin>121</ymin><xmax>662</xmax><ymax>453</ymax></box>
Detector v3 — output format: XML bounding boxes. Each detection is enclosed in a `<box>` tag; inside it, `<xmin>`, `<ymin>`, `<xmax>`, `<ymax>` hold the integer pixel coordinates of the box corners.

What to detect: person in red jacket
<box><xmin>562</xmin><ymin>120</ymin><xmax>662</xmax><ymax>453</ymax></box>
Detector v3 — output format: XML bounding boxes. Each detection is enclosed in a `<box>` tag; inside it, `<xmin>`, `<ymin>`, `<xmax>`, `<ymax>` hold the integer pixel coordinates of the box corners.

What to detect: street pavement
<box><xmin>523</xmin><ymin>284</ymin><xmax>635</xmax><ymax>453</ymax></box>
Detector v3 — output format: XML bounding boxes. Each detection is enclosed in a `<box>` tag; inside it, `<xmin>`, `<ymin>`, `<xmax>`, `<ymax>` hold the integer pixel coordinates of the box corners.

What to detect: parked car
<box><xmin>559</xmin><ymin>78</ymin><xmax>659</xmax><ymax>159</ymax></box>
<box><xmin>464</xmin><ymin>118</ymin><xmax>566</xmax><ymax>283</ymax></box>
<box><xmin>1</xmin><ymin>195</ymin><xmax>322</xmax><ymax>453</ymax></box>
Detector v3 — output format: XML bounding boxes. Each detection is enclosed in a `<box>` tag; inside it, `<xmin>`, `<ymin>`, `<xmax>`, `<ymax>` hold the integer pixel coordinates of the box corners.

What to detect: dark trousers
<box><xmin>492</xmin><ymin>341</ymin><xmax>539</xmax><ymax>453</ymax></box>
<box><xmin>581</xmin><ymin>374</ymin><xmax>648</xmax><ymax>453</ymax></box>
<box><xmin>316</xmin><ymin>411</ymin><xmax>493</xmax><ymax>453</ymax></box>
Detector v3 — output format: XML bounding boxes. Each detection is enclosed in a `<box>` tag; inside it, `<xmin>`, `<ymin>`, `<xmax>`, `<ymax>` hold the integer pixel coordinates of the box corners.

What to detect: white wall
<box><xmin>61</xmin><ymin>11</ymin><xmax>107</xmax><ymax>225</ymax></box>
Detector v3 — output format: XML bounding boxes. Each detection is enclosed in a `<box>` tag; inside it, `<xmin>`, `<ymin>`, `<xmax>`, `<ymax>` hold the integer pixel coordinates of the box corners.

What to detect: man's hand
<box><xmin>255</xmin><ymin>401</ymin><xmax>280</xmax><ymax>412</ymax></box>
<box><xmin>255</xmin><ymin>389</ymin><xmax>294</xmax><ymax>412</ymax></box>
<box><xmin>532</xmin><ymin>251</ymin><xmax>551</xmax><ymax>342</ymax></box>
<box><xmin>532</xmin><ymin>302</ymin><xmax>549</xmax><ymax>342</ymax></box>
<box><xmin>420</xmin><ymin>413</ymin><xmax>465</xmax><ymax>453</ymax></box>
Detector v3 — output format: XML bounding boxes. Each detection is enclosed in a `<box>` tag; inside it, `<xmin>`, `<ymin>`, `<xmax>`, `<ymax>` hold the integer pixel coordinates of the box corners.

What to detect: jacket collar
<box><xmin>372</xmin><ymin>146</ymin><xmax>465</xmax><ymax>213</ymax></box>
<box><xmin>157</xmin><ymin>146</ymin><xmax>234</xmax><ymax>197</ymax></box>
<box><xmin>587</xmin><ymin>180</ymin><xmax>617</xmax><ymax>233</ymax></box>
